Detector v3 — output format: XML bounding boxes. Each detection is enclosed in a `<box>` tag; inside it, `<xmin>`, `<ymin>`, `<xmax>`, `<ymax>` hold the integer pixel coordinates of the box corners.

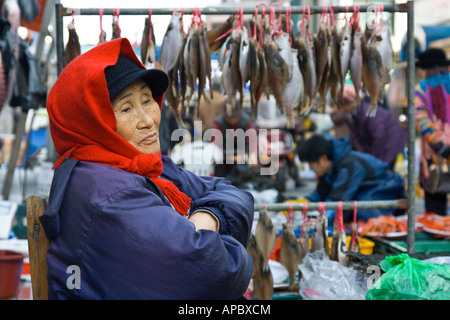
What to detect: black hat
<box><xmin>104</xmin><ymin>55</ymin><xmax>169</xmax><ymax>101</ymax></box>
<box><xmin>415</xmin><ymin>48</ymin><xmax>450</xmax><ymax>69</ymax></box>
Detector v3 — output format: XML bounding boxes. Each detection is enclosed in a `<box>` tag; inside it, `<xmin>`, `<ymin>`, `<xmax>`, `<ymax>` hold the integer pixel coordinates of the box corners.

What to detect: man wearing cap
<box><xmin>40</xmin><ymin>38</ymin><xmax>254</xmax><ymax>299</ymax></box>
<box><xmin>415</xmin><ymin>48</ymin><xmax>450</xmax><ymax>216</ymax></box>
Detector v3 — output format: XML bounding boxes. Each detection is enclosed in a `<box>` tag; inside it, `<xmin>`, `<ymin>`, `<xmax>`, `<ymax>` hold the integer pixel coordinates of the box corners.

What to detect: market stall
<box><xmin>40</xmin><ymin>1</ymin><xmax>449</xmax><ymax>300</ymax></box>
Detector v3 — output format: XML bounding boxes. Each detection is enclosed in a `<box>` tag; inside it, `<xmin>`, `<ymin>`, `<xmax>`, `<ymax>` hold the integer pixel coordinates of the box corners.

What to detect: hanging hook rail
<box><xmin>59</xmin><ymin>4</ymin><xmax>409</xmax><ymax>16</ymax></box>
<box><xmin>254</xmin><ymin>199</ymin><xmax>410</xmax><ymax>212</ymax></box>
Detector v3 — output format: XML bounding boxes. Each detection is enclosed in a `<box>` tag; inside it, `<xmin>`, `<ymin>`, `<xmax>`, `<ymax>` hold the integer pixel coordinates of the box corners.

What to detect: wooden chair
<box><xmin>26</xmin><ymin>195</ymin><xmax>50</xmax><ymax>300</ymax></box>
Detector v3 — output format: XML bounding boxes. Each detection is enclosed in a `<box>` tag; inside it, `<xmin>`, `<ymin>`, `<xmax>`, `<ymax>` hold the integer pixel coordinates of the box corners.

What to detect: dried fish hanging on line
<box><xmin>111</xmin><ymin>8</ymin><xmax>121</xmax><ymax>40</ymax></box>
<box><xmin>141</xmin><ymin>9</ymin><xmax>156</xmax><ymax>69</ymax></box>
<box><xmin>280</xmin><ymin>205</ymin><xmax>303</xmax><ymax>291</ymax></box>
<box><xmin>361</xmin><ymin>4</ymin><xmax>392</xmax><ymax>117</ymax></box>
<box><xmin>246</xmin><ymin>233</ymin><xmax>273</xmax><ymax>300</ymax></box>
<box><xmin>330</xmin><ymin>202</ymin><xmax>348</xmax><ymax>266</ymax></box>
<box><xmin>97</xmin><ymin>9</ymin><xmax>107</xmax><ymax>44</ymax></box>
<box><xmin>64</xmin><ymin>9</ymin><xmax>81</xmax><ymax>67</ymax></box>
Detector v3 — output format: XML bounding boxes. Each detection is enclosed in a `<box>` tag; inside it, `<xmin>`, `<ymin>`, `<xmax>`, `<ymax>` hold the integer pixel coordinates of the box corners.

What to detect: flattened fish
<box><xmin>349</xmin><ymin>221</ymin><xmax>361</xmax><ymax>253</ymax></box>
<box><xmin>374</xmin><ymin>17</ymin><xmax>394</xmax><ymax>73</ymax></box>
<box><xmin>64</xmin><ymin>23</ymin><xmax>80</xmax><ymax>67</ymax></box>
<box><xmin>339</xmin><ymin>21</ymin><xmax>352</xmax><ymax>94</ymax></box>
<box><xmin>141</xmin><ymin>17</ymin><xmax>156</xmax><ymax>69</ymax></box>
<box><xmin>283</xmin><ymin>49</ymin><xmax>304</xmax><ymax>128</ymax></box>
<box><xmin>207</xmin><ymin>15</ymin><xmax>235</xmax><ymax>53</ymax></box>
<box><xmin>330</xmin><ymin>208</ymin><xmax>348</xmax><ymax>266</ymax></box>
<box><xmin>255</xmin><ymin>208</ymin><xmax>276</xmax><ymax>272</ymax></box>
<box><xmin>361</xmin><ymin>35</ymin><xmax>390</xmax><ymax>117</ymax></box>
<box><xmin>248</xmin><ymin>38</ymin><xmax>267</xmax><ymax>118</ymax></box>
<box><xmin>280</xmin><ymin>223</ymin><xmax>302</xmax><ymax>290</ymax></box>
<box><xmin>98</xmin><ymin>30</ymin><xmax>107</xmax><ymax>45</ymax></box>
<box><xmin>263</xmin><ymin>39</ymin><xmax>289</xmax><ymax>115</ymax></box>
<box><xmin>310</xmin><ymin>214</ymin><xmax>330</xmax><ymax>256</ymax></box>
<box><xmin>111</xmin><ymin>17</ymin><xmax>121</xmax><ymax>40</ymax></box>
<box><xmin>247</xmin><ymin>233</ymin><xmax>273</xmax><ymax>300</ymax></box>
<box><xmin>328</xmin><ymin>25</ymin><xmax>343</xmax><ymax>105</ymax></box>
<box><xmin>350</xmin><ymin>23</ymin><xmax>363</xmax><ymax>107</ymax></box>
<box><xmin>161</xmin><ymin>12</ymin><xmax>185</xmax><ymax>73</ymax></box>
<box><xmin>293</xmin><ymin>28</ymin><xmax>316</xmax><ymax>113</ymax></box>
<box><xmin>314</xmin><ymin>24</ymin><xmax>330</xmax><ymax>111</ymax></box>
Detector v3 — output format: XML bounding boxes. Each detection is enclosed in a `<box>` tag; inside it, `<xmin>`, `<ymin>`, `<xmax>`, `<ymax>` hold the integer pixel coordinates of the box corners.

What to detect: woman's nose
<box><xmin>136</xmin><ymin>105</ymin><xmax>155</xmax><ymax>128</ymax></box>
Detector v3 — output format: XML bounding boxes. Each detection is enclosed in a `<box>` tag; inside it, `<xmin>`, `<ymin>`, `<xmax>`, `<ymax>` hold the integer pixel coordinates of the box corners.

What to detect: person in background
<box><xmin>330</xmin><ymin>85</ymin><xmax>407</xmax><ymax>170</ymax></box>
<box><xmin>40</xmin><ymin>38</ymin><xmax>253</xmax><ymax>299</ymax></box>
<box><xmin>297</xmin><ymin>134</ymin><xmax>406</xmax><ymax>222</ymax></box>
<box><xmin>211</xmin><ymin>103</ymin><xmax>258</xmax><ymax>185</ymax></box>
<box><xmin>415</xmin><ymin>48</ymin><xmax>450</xmax><ymax>216</ymax></box>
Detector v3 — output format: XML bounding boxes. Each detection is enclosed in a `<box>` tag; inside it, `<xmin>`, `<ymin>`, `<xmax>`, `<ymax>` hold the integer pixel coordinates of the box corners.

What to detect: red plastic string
<box><xmin>148</xmin><ymin>9</ymin><xmax>153</xmax><ymax>44</ymax></box>
<box><xmin>352</xmin><ymin>201</ymin><xmax>358</xmax><ymax>246</ymax></box>
<box><xmin>72</xmin><ymin>8</ymin><xmax>75</xmax><ymax>25</ymax></box>
<box><xmin>286</xmin><ymin>6</ymin><xmax>292</xmax><ymax>45</ymax></box>
<box><xmin>259</xmin><ymin>5</ymin><xmax>266</xmax><ymax>44</ymax></box>
<box><xmin>288</xmin><ymin>203</ymin><xmax>293</xmax><ymax>225</ymax></box>
<box><xmin>330</xmin><ymin>6</ymin><xmax>335</xmax><ymax>28</ymax></box>
<box><xmin>99</xmin><ymin>8</ymin><xmax>103</xmax><ymax>34</ymax></box>
<box><xmin>113</xmin><ymin>8</ymin><xmax>120</xmax><ymax>36</ymax></box>
<box><xmin>337</xmin><ymin>201</ymin><xmax>343</xmax><ymax>232</ymax></box>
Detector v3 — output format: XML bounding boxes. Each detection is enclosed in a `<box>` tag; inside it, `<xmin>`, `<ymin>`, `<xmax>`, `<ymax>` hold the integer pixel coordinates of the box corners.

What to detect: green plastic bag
<box><xmin>366</xmin><ymin>253</ymin><xmax>450</xmax><ymax>300</ymax></box>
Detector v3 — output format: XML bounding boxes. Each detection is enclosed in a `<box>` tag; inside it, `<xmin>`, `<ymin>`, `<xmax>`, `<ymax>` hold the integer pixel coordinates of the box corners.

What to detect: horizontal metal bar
<box><xmin>254</xmin><ymin>199</ymin><xmax>409</xmax><ymax>212</ymax></box>
<box><xmin>61</xmin><ymin>3</ymin><xmax>409</xmax><ymax>17</ymax></box>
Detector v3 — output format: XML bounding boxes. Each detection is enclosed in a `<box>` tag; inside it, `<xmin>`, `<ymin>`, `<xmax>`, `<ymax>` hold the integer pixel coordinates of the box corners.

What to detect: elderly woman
<box><xmin>39</xmin><ymin>38</ymin><xmax>254</xmax><ymax>299</ymax></box>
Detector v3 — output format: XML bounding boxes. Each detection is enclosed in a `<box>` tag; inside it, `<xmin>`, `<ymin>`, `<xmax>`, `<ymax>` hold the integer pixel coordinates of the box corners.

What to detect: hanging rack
<box><xmin>53</xmin><ymin>2</ymin><xmax>416</xmax><ymax>254</ymax></box>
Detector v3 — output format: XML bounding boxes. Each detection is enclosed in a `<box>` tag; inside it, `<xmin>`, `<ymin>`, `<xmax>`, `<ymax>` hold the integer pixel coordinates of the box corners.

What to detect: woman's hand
<box><xmin>188</xmin><ymin>211</ymin><xmax>218</xmax><ymax>232</ymax></box>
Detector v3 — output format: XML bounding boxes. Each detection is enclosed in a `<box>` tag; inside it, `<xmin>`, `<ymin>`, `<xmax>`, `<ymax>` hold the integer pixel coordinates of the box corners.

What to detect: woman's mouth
<box><xmin>140</xmin><ymin>132</ymin><xmax>158</xmax><ymax>144</ymax></box>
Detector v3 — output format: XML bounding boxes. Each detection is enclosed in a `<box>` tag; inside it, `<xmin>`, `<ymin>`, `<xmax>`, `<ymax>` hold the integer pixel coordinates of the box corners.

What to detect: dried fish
<box><xmin>330</xmin><ymin>206</ymin><xmax>348</xmax><ymax>266</ymax></box>
<box><xmin>283</xmin><ymin>48</ymin><xmax>304</xmax><ymax>128</ymax></box>
<box><xmin>247</xmin><ymin>38</ymin><xmax>267</xmax><ymax>118</ymax></box>
<box><xmin>207</xmin><ymin>15</ymin><xmax>236</xmax><ymax>53</ymax></box>
<box><xmin>111</xmin><ymin>17</ymin><xmax>121</xmax><ymax>40</ymax></box>
<box><xmin>349</xmin><ymin>31</ymin><xmax>363</xmax><ymax>107</ymax></box>
<box><xmin>247</xmin><ymin>233</ymin><xmax>273</xmax><ymax>300</ymax></box>
<box><xmin>374</xmin><ymin>17</ymin><xmax>394</xmax><ymax>73</ymax></box>
<box><xmin>293</xmin><ymin>23</ymin><xmax>317</xmax><ymax>113</ymax></box>
<box><xmin>280</xmin><ymin>223</ymin><xmax>302</xmax><ymax>290</ymax></box>
<box><xmin>255</xmin><ymin>208</ymin><xmax>276</xmax><ymax>272</ymax></box>
<box><xmin>349</xmin><ymin>221</ymin><xmax>361</xmax><ymax>253</ymax></box>
<box><xmin>310</xmin><ymin>213</ymin><xmax>330</xmax><ymax>256</ymax></box>
<box><xmin>161</xmin><ymin>12</ymin><xmax>185</xmax><ymax>73</ymax></box>
<box><xmin>361</xmin><ymin>34</ymin><xmax>390</xmax><ymax>117</ymax></box>
<box><xmin>339</xmin><ymin>20</ymin><xmax>352</xmax><ymax>95</ymax></box>
<box><xmin>263</xmin><ymin>38</ymin><xmax>289</xmax><ymax>115</ymax></box>
<box><xmin>328</xmin><ymin>25</ymin><xmax>343</xmax><ymax>105</ymax></box>
<box><xmin>98</xmin><ymin>30</ymin><xmax>107</xmax><ymax>45</ymax></box>
<box><xmin>64</xmin><ymin>23</ymin><xmax>81</xmax><ymax>67</ymax></box>
<box><xmin>314</xmin><ymin>24</ymin><xmax>330</xmax><ymax>112</ymax></box>
<box><xmin>141</xmin><ymin>17</ymin><xmax>156</xmax><ymax>69</ymax></box>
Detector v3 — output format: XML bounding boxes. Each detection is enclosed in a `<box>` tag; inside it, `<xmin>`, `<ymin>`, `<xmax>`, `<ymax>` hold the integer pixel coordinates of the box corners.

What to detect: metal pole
<box><xmin>254</xmin><ymin>199</ymin><xmax>410</xmax><ymax>212</ymax></box>
<box><xmin>59</xmin><ymin>4</ymin><xmax>409</xmax><ymax>16</ymax></box>
<box><xmin>55</xmin><ymin>3</ymin><xmax>64</xmax><ymax>76</ymax></box>
<box><xmin>406</xmin><ymin>1</ymin><xmax>415</xmax><ymax>255</ymax></box>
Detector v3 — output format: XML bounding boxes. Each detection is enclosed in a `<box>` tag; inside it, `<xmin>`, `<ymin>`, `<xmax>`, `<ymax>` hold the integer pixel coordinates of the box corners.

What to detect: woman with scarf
<box><xmin>415</xmin><ymin>48</ymin><xmax>450</xmax><ymax>216</ymax></box>
<box><xmin>39</xmin><ymin>38</ymin><xmax>254</xmax><ymax>299</ymax></box>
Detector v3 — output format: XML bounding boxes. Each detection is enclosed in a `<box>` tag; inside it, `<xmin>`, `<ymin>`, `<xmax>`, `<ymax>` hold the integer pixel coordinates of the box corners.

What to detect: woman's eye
<box><xmin>121</xmin><ymin>106</ymin><xmax>132</xmax><ymax>113</ymax></box>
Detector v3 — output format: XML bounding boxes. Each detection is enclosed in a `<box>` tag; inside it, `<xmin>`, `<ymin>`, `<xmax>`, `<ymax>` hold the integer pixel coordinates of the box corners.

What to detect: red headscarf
<box><xmin>47</xmin><ymin>38</ymin><xmax>191</xmax><ymax>216</ymax></box>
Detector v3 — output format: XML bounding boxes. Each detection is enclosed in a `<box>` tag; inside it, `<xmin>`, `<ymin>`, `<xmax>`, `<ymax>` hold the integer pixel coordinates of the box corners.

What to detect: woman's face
<box><xmin>112</xmin><ymin>79</ymin><xmax>161</xmax><ymax>155</ymax></box>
